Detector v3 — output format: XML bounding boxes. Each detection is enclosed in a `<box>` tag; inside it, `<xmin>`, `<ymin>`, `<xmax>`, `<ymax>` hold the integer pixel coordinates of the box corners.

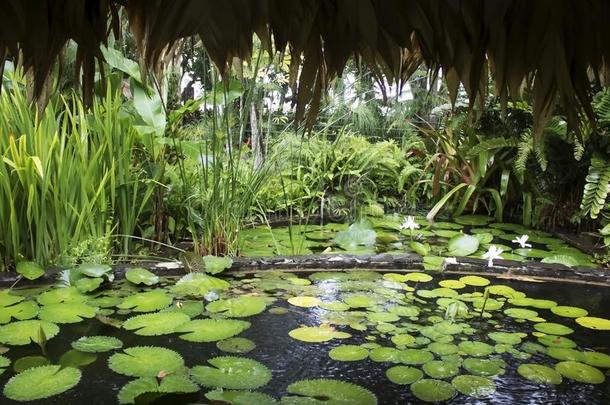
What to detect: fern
<box><xmin>580</xmin><ymin>156</ymin><xmax>610</xmax><ymax>219</ymax></box>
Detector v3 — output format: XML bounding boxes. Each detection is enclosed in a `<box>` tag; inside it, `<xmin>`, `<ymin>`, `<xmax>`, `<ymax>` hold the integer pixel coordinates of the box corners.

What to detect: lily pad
<box><xmin>289</xmin><ymin>325</ymin><xmax>351</xmax><ymax>343</ymax></box>
<box><xmin>117</xmin><ymin>290</ymin><xmax>172</xmax><ymax>312</ymax></box>
<box><xmin>550</xmin><ymin>306</ymin><xmax>588</xmax><ymax>318</ymax></box>
<box><xmin>503</xmin><ymin>308</ymin><xmax>538</xmax><ymax>320</ymax></box>
<box><xmin>411</xmin><ymin>379</ymin><xmax>456</xmax><ymax>402</ymax></box>
<box><xmin>13</xmin><ymin>356</ymin><xmax>49</xmax><ymax>373</ymax></box>
<box><xmin>207</xmin><ymin>296</ymin><xmax>268</xmax><ymax>317</ymax></box>
<box><xmin>404</xmin><ymin>273</ymin><xmax>433</xmax><ymax>283</ymax></box>
<box><xmin>427</xmin><ymin>342</ymin><xmax>458</xmax><ymax>356</ymax></box>
<box><xmin>399</xmin><ymin>349</ymin><xmax>434</xmax><ymax>365</ymax></box>
<box><xmin>583</xmin><ymin>351</ymin><xmax>610</xmax><ymax>368</ymax></box>
<box><xmin>575</xmin><ymin>316</ymin><xmax>610</xmax><ymax>330</ymax></box>
<box><xmin>203</xmin><ymin>255</ymin><xmax>233</xmax><ymax>274</ymax></box>
<box><xmin>190</xmin><ymin>356</ymin><xmax>271</xmax><ymax>390</ymax></box>
<box><xmin>462</xmin><ymin>357</ymin><xmax>506</xmax><ymax>376</ymax></box>
<box><xmin>123</xmin><ymin>312</ymin><xmax>190</xmax><ymax>336</ymax></box>
<box><xmin>0</xmin><ymin>301</ymin><xmax>39</xmax><ymax>324</ymax></box>
<box><xmin>458</xmin><ymin>341</ymin><xmax>494</xmax><ymax>357</ymax></box>
<box><xmin>422</xmin><ymin>360</ymin><xmax>460</xmax><ymax>379</ymax></box>
<box><xmin>451</xmin><ymin>375</ymin><xmax>496</xmax><ymax>398</ymax></box>
<box><xmin>78</xmin><ymin>263</ymin><xmax>112</xmax><ymax>278</ymax></box>
<box><xmin>334</xmin><ymin>222</ymin><xmax>377</xmax><ymax>250</ymax></box>
<box><xmin>118</xmin><ymin>375</ymin><xmax>199</xmax><ymax>404</ymax></box>
<box><xmin>176</xmin><ymin>318</ymin><xmax>251</xmax><ymax>342</ymax></box>
<box><xmin>0</xmin><ymin>320</ymin><xmax>59</xmax><ymax>346</ymax></box>
<box><xmin>71</xmin><ymin>336</ymin><xmax>123</xmax><ymax>353</ymax></box>
<box><xmin>547</xmin><ymin>347</ymin><xmax>584</xmax><ymax>362</ymax></box>
<box><xmin>555</xmin><ymin>361</ymin><xmax>605</xmax><ymax>384</ymax></box>
<box><xmin>216</xmin><ymin>337</ymin><xmax>256</xmax><ymax>354</ymax></box>
<box><xmin>537</xmin><ymin>335</ymin><xmax>577</xmax><ymax>348</ymax></box>
<box><xmin>283</xmin><ymin>379</ymin><xmax>377</xmax><ymax>405</ymax></box>
<box><xmin>438</xmin><ymin>280</ymin><xmax>466</xmax><ymax>289</ymax></box>
<box><xmin>171</xmin><ymin>273</ymin><xmax>230</xmax><ymax>296</ymax></box>
<box><xmin>513</xmin><ymin>248</ymin><xmax>551</xmax><ymax>259</ymax></box>
<box><xmin>108</xmin><ymin>346</ymin><xmax>185</xmax><ymax>377</ymax></box>
<box><xmin>3</xmin><ymin>365</ymin><xmax>81</xmax><ymax>401</ymax></box>
<box><xmin>386</xmin><ymin>365</ymin><xmax>423</xmax><ymax>385</ymax></box>
<box><xmin>517</xmin><ymin>363</ymin><xmax>563</xmax><ymax>384</ymax></box>
<box><xmin>38</xmin><ymin>302</ymin><xmax>97</xmax><ymax>324</ymax></box>
<box><xmin>447</xmin><ymin>234</ymin><xmax>480</xmax><ymax>257</ymax></box>
<box><xmin>16</xmin><ymin>261</ymin><xmax>45</xmax><ymax>281</ymax></box>
<box><xmin>534</xmin><ymin>322</ymin><xmax>574</xmax><ymax>336</ymax></box>
<box><xmin>540</xmin><ymin>255</ymin><xmax>579</xmax><ymax>267</ymax></box>
<box><xmin>205</xmin><ymin>389</ymin><xmax>277</xmax><ymax>405</ymax></box>
<box><xmin>0</xmin><ymin>291</ymin><xmax>24</xmax><ymax>307</ymax></box>
<box><xmin>74</xmin><ymin>277</ymin><xmax>103</xmax><ymax>293</ymax></box>
<box><xmin>369</xmin><ymin>347</ymin><xmax>401</xmax><ymax>362</ymax></box>
<box><xmin>329</xmin><ymin>345</ymin><xmax>369</xmax><ymax>361</ymax></box>
<box><xmin>288</xmin><ymin>296</ymin><xmax>322</xmax><ymax>308</ymax></box>
<box><xmin>59</xmin><ymin>349</ymin><xmax>98</xmax><ymax>368</ymax></box>
<box><xmin>37</xmin><ymin>287</ymin><xmax>86</xmax><ymax>305</ymax></box>
<box><xmin>488</xmin><ymin>332</ymin><xmax>522</xmax><ymax>345</ymax></box>
<box><xmin>125</xmin><ymin>268</ymin><xmax>159</xmax><ymax>286</ymax></box>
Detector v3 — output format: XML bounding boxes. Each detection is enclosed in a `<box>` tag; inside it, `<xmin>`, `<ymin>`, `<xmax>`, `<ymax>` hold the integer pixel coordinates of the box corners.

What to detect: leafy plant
<box><xmin>3</xmin><ymin>365</ymin><xmax>81</xmax><ymax>401</ymax></box>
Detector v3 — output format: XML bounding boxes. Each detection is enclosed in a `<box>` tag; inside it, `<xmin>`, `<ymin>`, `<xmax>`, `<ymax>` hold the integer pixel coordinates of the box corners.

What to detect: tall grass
<box><xmin>0</xmin><ymin>74</ymin><xmax>151</xmax><ymax>267</ymax></box>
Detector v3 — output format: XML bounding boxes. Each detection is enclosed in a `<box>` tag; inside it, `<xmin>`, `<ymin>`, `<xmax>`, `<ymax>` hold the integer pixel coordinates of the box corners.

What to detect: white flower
<box><xmin>204</xmin><ymin>291</ymin><xmax>220</xmax><ymax>302</ymax></box>
<box><xmin>400</xmin><ymin>216</ymin><xmax>420</xmax><ymax>231</ymax></box>
<box><xmin>482</xmin><ymin>245</ymin><xmax>504</xmax><ymax>267</ymax></box>
<box><xmin>511</xmin><ymin>235</ymin><xmax>532</xmax><ymax>248</ymax></box>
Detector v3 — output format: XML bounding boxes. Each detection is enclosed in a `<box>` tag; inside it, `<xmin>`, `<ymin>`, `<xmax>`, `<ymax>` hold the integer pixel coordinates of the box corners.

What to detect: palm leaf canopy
<box><xmin>2</xmin><ymin>0</ymin><xmax>610</xmax><ymax>133</ymax></box>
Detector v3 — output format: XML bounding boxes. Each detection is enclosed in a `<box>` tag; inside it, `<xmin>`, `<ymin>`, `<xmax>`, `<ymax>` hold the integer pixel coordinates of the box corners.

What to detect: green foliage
<box><xmin>16</xmin><ymin>261</ymin><xmax>44</xmax><ymax>280</ymax></box>
<box><xmin>71</xmin><ymin>336</ymin><xmax>123</xmax><ymax>353</ymax></box>
<box><xmin>108</xmin><ymin>346</ymin><xmax>185</xmax><ymax>378</ymax></box>
<box><xmin>123</xmin><ymin>312</ymin><xmax>190</xmax><ymax>336</ymax></box>
<box><xmin>190</xmin><ymin>356</ymin><xmax>271</xmax><ymax>389</ymax></box>
<box><xmin>0</xmin><ymin>320</ymin><xmax>59</xmax><ymax>346</ymax></box>
<box><xmin>118</xmin><ymin>375</ymin><xmax>198</xmax><ymax>404</ymax></box>
<box><xmin>206</xmin><ymin>296</ymin><xmax>268</xmax><ymax>317</ymax></box>
<box><xmin>282</xmin><ymin>379</ymin><xmax>377</xmax><ymax>405</ymax></box>
<box><xmin>3</xmin><ymin>365</ymin><xmax>81</xmax><ymax>401</ymax></box>
<box><xmin>125</xmin><ymin>268</ymin><xmax>159</xmax><ymax>286</ymax></box>
<box><xmin>579</xmin><ymin>156</ymin><xmax>610</xmax><ymax>219</ymax></box>
<box><xmin>38</xmin><ymin>302</ymin><xmax>98</xmax><ymax>324</ymax></box>
<box><xmin>175</xmin><ymin>319</ymin><xmax>251</xmax><ymax>342</ymax></box>
<box><xmin>117</xmin><ymin>290</ymin><xmax>172</xmax><ymax>312</ymax></box>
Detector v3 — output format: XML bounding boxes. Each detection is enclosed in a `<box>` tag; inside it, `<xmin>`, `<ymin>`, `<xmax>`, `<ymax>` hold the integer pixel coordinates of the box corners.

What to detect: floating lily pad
<box><xmin>118</xmin><ymin>291</ymin><xmax>172</xmax><ymax>312</ymax></box>
<box><xmin>123</xmin><ymin>312</ymin><xmax>190</xmax><ymax>336</ymax></box>
<box><xmin>191</xmin><ymin>356</ymin><xmax>271</xmax><ymax>390</ymax></box>
<box><xmin>216</xmin><ymin>337</ymin><xmax>256</xmax><ymax>354</ymax></box>
<box><xmin>334</xmin><ymin>222</ymin><xmax>377</xmax><ymax>250</ymax></box>
<box><xmin>503</xmin><ymin>308</ymin><xmax>538</xmax><ymax>320</ymax></box>
<box><xmin>71</xmin><ymin>336</ymin><xmax>123</xmax><ymax>353</ymax></box>
<box><xmin>283</xmin><ymin>379</ymin><xmax>377</xmax><ymax>405</ymax></box>
<box><xmin>289</xmin><ymin>325</ymin><xmax>351</xmax><ymax>343</ymax></box>
<box><xmin>171</xmin><ymin>273</ymin><xmax>230</xmax><ymax>296</ymax></box>
<box><xmin>411</xmin><ymin>379</ymin><xmax>456</xmax><ymax>402</ymax></box>
<box><xmin>207</xmin><ymin>296</ymin><xmax>268</xmax><ymax>317</ymax></box>
<box><xmin>487</xmin><ymin>285</ymin><xmax>524</xmax><ymax>298</ymax></box>
<box><xmin>118</xmin><ymin>375</ymin><xmax>199</xmax><ymax>404</ymax></box>
<box><xmin>547</xmin><ymin>347</ymin><xmax>584</xmax><ymax>362</ymax></box>
<box><xmin>427</xmin><ymin>342</ymin><xmax>458</xmax><ymax>356</ymax></box>
<box><xmin>386</xmin><ymin>365</ymin><xmax>423</xmax><ymax>385</ymax></box>
<box><xmin>38</xmin><ymin>302</ymin><xmax>97</xmax><ymax>324</ymax></box>
<box><xmin>463</xmin><ymin>357</ymin><xmax>506</xmax><ymax>376</ymax></box>
<box><xmin>108</xmin><ymin>346</ymin><xmax>185</xmax><ymax>377</ymax></box>
<box><xmin>0</xmin><ymin>320</ymin><xmax>59</xmax><ymax>346</ymax></box>
<box><xmin>320</xmin><ymin>301</ymin><xmax>350</xmax><ymax>311</ymax></box>
<box><xmin>161</xmin><ymin>300</ymin><xmax>204</xmax><ymax>318</ymax></box>
<box><xmin>513</xmin><ymin>248</ymin><xmax>552</xmax><ymax>259</ymax></box>
<box><xmin>447</xmin><ymin>234</ymin><xmax>480</xmax><ymax>257</ymax></box>
<box><xmin>368</xmin><ymin>312</ymin><xmax>400</xmax><ymax>323</ymax></box>
<box><xmin>404</xmin><ymin>273</ymin><xmax>433</xmax><ymax>283</ymax></box>
<box><xmin>555</xmin><ymin>361</ymin><xmax>605</xmax><ymax>384</ymax></box>
<box><xmin>125</xmin><ymin>268</ymin><xmax>159</xmax><ymax>286</ymax></box>
<box><xmin>458</xmin><ymin>341</ymin><xmax>494</xmax><ymax>357</ymax></box>
<box><xmin>517</xmin><ymin>363</ymin><xmax>562</xmax><ymax>384</ymax></box>
<box><xmin>176</xmin><ymin>319</ymin><xmax>251</xmax><ymax>342</ymax></box>
<box><xmin>342</xmin><ymin>294</ymin><xmax>377</xmax><ymax>308</ymax></box>
<box><xmin>75</xmin><ymin>277</ymin><xmax>103</xmax><ymax>293</ymax></box>
<box><xmin>583</xmin><ymin>351</ymin><xmax>610</xmax><ymax>368</ymax></box>
<box><xmin>329</xmin><ymin>345</ymin><xmax>369</xmax><ymax>361</ymax></box>
<box><xmin>37</xmin><ymin>287</ymin><xmax>86</xmax><ymax>305</ymax></box>
<box><xmin>369</xmin><ymin>347</ymin><xmax>401</xmax><ymax>362</ymax></box>
<box><xmin>575</xmin><ymin>316</ymin><xmax>610</xmax><ymax>330</ymax></box>
<box><xmin>451</xmin><ymin>375</ymin><xmax>496</xmax><ymax>398</ymax></box>
<box><xmin>391</xmin><ymin>334</ymin><xmax>415</xmax><ymax>346</ymax></box>
<box><xmin>399</xmin><ymin>349</ymin><xmax>434</xmax><ymax>365</ymax></box>
<box><xmin>205</xmin><ymin>389</ymin><xmax>277</xmax><ymax>405</ymax></box>
<box><xmin>550</xmin><ymin>306</ymin><xmax>588</xmax><ymax>318</ymax></box>
<box><xmin>59</xmin><ymin>349</ymin><xmax>97</xmax><ymax>368</ymax></box>
<box><xmin>534</xmin><ymin>322</ymin><xmax>574</xmax><ymax>336</ymax></box>
<box><xmin>508</xmin><ymin>298</ymin><xmax>557</xmax><ymax>309</ymax></box>
<box><xmin>438</xmin><ymin>280</ymin><xmax>466</xmax><ymax>289</ymax></box>
<box><xmin>488</xmin><ymin>332</ymin><xmax>522</xmax><ymax>345</ymax></box>
<box><xmin>16</xmin><ymin>261</ymin><xmax>45</xmax><ymax>281</ymax></box>
<box><xmin>455</xmin><ymin>215</ymin><xmax>492</xmax><ymax>226</ymax></box>
<box><xmin>541</xmin><ymin>255</ymin><xmax>579</xmax><ymax>267</ymax></box>
<box><xmin>0</xmin><ymin>291</ymin><xmax>24</xmax><ymax>307</ymax></box>
<box><xmin>203</xmin><ymin>255</ymin><xmax>233</xmax><ymax>274</ymax></box>
<box><xmin>0</xmin><ymin>301</ymin><xmax>39</xmax><ymax>324</ymax></box>
<box><xmin>422</xmin><ymin>360</ymin><xmax>460</xmax><ymax>379</ymax></box>
<box><xmin>78</xmin><ymin>263</ymin><xmax>112</xmax><ymax>278</ymax></box>
<box><xmin>0</xmin><ymin>355</ymin><xmax>9</xmax><ymax>374</ymax></box>
<box><xmin>287</xmin><ymin>296</ymin><xmax>322</xmax><ymax>308</ymax></box>
<box><xmin>13</xmin><ymin>356</ymin><xmax>49</xmax><ymax>373</ymax></box>
<box><xmin>388</xmin><ymin>305</ymin><xmax>420</xmax><ymax>317</ymax></box>
<box><xmin>537</xmin><ymin>335</ymin><xmax>577</xmax><ymax>348</ymax></box>
<box><xmin>3</xmin><ymin>365</ymin><xmax>81</xmax><ymax>401</ymax></box>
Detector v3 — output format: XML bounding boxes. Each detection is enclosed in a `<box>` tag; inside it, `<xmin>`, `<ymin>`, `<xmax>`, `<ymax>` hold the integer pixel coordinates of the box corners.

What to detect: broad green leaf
<box><xmin>3</xmin><ymin>365</ymin><xmax>81</xmax><ymax>401</ymax></box>
<box><xmin>16</xmin><ymin>261</ymin><xmax>44</xmax><ymax>280</ymax></box>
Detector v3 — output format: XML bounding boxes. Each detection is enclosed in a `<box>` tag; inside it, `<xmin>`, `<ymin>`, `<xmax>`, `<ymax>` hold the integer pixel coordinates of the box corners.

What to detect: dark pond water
<box><xmin>0</xmin><ymin>271</ymin><xmax>609</xmax><ymax>404</ymax></box>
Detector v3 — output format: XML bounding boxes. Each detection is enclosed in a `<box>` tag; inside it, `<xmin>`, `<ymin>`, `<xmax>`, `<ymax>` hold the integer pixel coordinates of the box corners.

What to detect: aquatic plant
<box><xmin>0</xmin><ymin>320</ymin><xmax>59</xmax><ymax>346</ymax></box>
<box><xmin>282</xmin><ymin>379</ymin><xmax>377</xmax><ymax>405</ymax></box>
<box><xmin>123</xmin><ymin>312</ymin><xmax>190</xmax><ymax>336</ymax></box>
<box><xmin>125</xmin><ymin>268</ymin><xmax>159</xmax><ymax>286</ymax></box>
<box><xmin>190</xmin><ymin>356</ymin><xmax>271</xmax><ymax>390</ymax></box>
<box><xmin>71</xmin><ymin>336</ymin><xmax>123</xmax><ymax>353</ymax></box>
<box><xmin>118</xmin><ymin>374</ymin><xmax>199</xmax><ymax>404</ymax></box>
<box><xmin>482</xmin><ymin>245</ymin><xmax>504</xmax><ymax>267</ymax></box>
<box><xmin>108</xmin><ymin>346</ymin><xmax>185</xmax><ymax>378</ymax></box>
<box><xmin>117</xmin><ymin>291</ymin><xmax>172</xmax><ymax>312</ymax></box>
<box><xmin>176</xmin><ymin>319</ymin><xmax>251</xmax><ymax>342</ymax></box>
<box><xmin>3</xmin><ymin>365</ymin><xmax>81</xmax><ymax>401</ymax></box>
<box><xmin>511</xmin><ymin>235</ymin><xmax>532</xmax><ymax>248</ymax></box>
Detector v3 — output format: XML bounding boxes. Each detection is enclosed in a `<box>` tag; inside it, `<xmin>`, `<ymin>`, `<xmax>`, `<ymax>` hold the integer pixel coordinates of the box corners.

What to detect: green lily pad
<box><xmin>0</xmin><ymin>320</ymin><xmax>59</xmax><ymax>346</ymax></box>
<box><xmin>13</xmin><ymin>356</ymin><xmax>49</xmax><ymax>373</ymax></box>
<box><xmin>3</xmin><ymin>365</ymin><xmax>81</xmax><ymax>401</ymax></box>
<box><xmin>343</xmin><ymin>294</ymin><xmax>377</xmax><ymax>308</ymax></box>
<box><xmin>38</xmin><ymin>302</ymin><xmax>97</xmax><ymax>324</ymax></box>
<box><xmin>399</xmin><ymin>349</ymin><xmax>434</xmax><ymax>365</ymax></box>
<box><xmin>503</xmin><ymin>308</ymin><xmax>538</xmax><ymax>320</ymax></box>
<box><xmin>422</xmin><ymin>360</ymin><xmax>460</xmax><ymax>379</ymax></box>
<box><xmin>368</xmin><ymin>312</ymin><xmax>400</xmax><ymax>323</ymax></box>
<box><xmin>118</xmin><ymin>375</ymin><xmax>199</xmax><ymax>404</ymax></box>
<box><xmin>59</xmin><ymin>349</ymin><xmax>98</xmax><ymax>368</ymax></box>
<box><xmin>583</xmin><ymin>351</ymin><xmax>610</xmax><ymax>368</ymax></box>
<box><xmin>508</xmin><ymin>298</ymin><xmax>557</xmax><ymax>309</ymax></box>
<box><xmin>517</xmin><ymin>364</ymin><xmax>562</xmax><ymax>384</ymax></box>
<box><xmin>282</xmin><ymin>379</ymin><xmax>377</xmax><ymax>405</ymax></box>
<box><xmin>334</xmin><ymin>222</ymin><xmax>377</xmax><ymax>250</ymax></box>
<box><xmin>458</xmin><ymin>341</ymin><xmax>494</xmax><ymax>357</ymax></box>
<box><xmin>409</xmin><ymin>241</ymin><xmax>430</xmax><ymax>256</ymax></box>
<box><xmin>125</xmin><ymin>268</ymin><xmax>159</xmax><ymax>286</ymax></box>
<box><xmin>329</xmin><ymin>345</ymin><xmax>369</xmax><ymax>361</ymax></box>
<box><xmin>488</xmin><ymin>332</ymin><xmax>522</xmax><ymax>345</ymax></box>
<box><xmin>0</xmin><ymin>291</ymin><xmax>24</xmax><ymax>307</ymax></box>
<box><xmin>447</xmin><ymin>234</ymin><xmax>480</xmax><ymax>257</ymax></box>
<box><xmin>16</xmin><ymin>261</ymin><xmax>45</xmax><ymax>281</ymax></box>
<box><xmin>427</xmin><ymin>342</ymin><xmax>458</xmax><ymax>356</ymax></box>
<box><xmin>117</xmin><ymin>290</ymin><xmax>172</xmax><ymax>312</ymax></box>
<box><xmin>37</xmin><ymin>287</ymin><xmax>86</xmax><ymax>305</ymax></box>
<box><xmin>320</xmin><ymin>301</ymin><xmax>350</xmax><ymax>311</ymax></box>
<box><xmin>438</xmin><ymin>280</ymin><xmax>466</xmax><ymax>289</ymax></box>
<box><xmin>289</xmin><ymin>325</ymin><xmax>351</xmax><ymax>343</ymax></box>
<box><xmin>487</xmin><ymin>285</ymin><xmax>525</xmax><ymax>298</ymax></box>
<box><xmin>78</xmin><ymin>263</ymin><xmax>112</xmax><ymax>278</ymax></box>
<box><xmin>161</xmin><ymin>300</ymin><xmax>204</xmax><ymax>318</ymax></box>
<box><xmin>216</xmin><ymin>337</ymin><xmax>256</xmax><ymax>354</ymax></box>
<box><xmin>0</xmin><ymin>355</ymin><xmax>9</xmax><ymax>374</ymax></box>
<box><xmin>123</xmin><ymin>312</ymin><xmax>190</xmax><ymax>336</ymax></box>
<box><xmin>386</xmin><ymin>365</ymin><xmax>423</xmax><ymax>385</ymax></box>
<box><xmin>534</xmin><ymin>322</ymin><xmax>574</xmax><ymax>336</ymax></box>
<box><xmin>388</xmin><ymin>305</ymin><xmax>420</xmax><ymax>317</ymax></box>
<box><xmin>537</xmin><ymin>335</ymin><xmax>577</xmax><ymax>348</ymax></box>
<box><xmin>550</xmin><ymin>306</ymin><xmax>588</xmax><ymax>318</ymax></box>
<box><xmin>411</xmin><ymin>379</ymin><xmax>456</xmax><ymax>402</ymax></box>
<box><xmin>451</xmin><ymin>375</ymin><xmax>496</xmax><ymax>398</ymax></box>
<box><xmin>404</xmin><ymin>273</ymin><xmax>433</xmax><ymax>283</ymax></box>
<box><xmin>454</xmin><ymin>215</ymin><xmax>492</xmax><ymax>226</ymax></box>
<box><xmin>71</xmin><ymin>336</ymin><xmax>123</xmax><ymax>353</ymax></box>
<box><xmin>75</xmin><ymin>277</ymin><xmax>103</xmax><ymax>293</ymax></box>
<box><xmin>555</xmin><ymin>361</ymin><xmax>605</xmax><ymax>384</ymax></box>
<box><xmin>288</xmin><ymin>296</ymin><xmax>322</xmax><ymax>308</ymax></box>
<box><xmin>547</xmin><ymin>347</ymin><xmax>584</xmax><ymax>362</ymax></box>
<box><xmin>171</xmin><ymin>273</ymin><xmax>230</xmax><ymax>296</ymax></box>
<box><xmin>205</xmin><ymin>389</ymin><xmax>277</xmax><ymax>405</ymax></box>
<box><xmin>540</xmin><ymin>255</ymin><xmax>580</xmax><ymax>267</ymax></box>
<box><xmin>513</xmin><ymin>248</ymin><xmax>552</xmax><ymax>259</ymax></box>
<box><xmin>462</xmin><ymin>357</ymin><xmax>506</xmax><ymax>376</ymax></box>
<box><xmin>108</xmin><ymin>346</ymin><xmax>185</xmax><ymax>377</ymax></box>
<box><xmin>575</xmin><ymin>316</ymin><xmax>610</xmax><ymax>330</ymax></box>
<box><xmin>0</xmin><ymin>301</ymin><xmax>39</xmax><ymax>324</ymax></box>
<box><xmin>176</xmin><ymin>318</ymin><xmax>251</xmax><ymax>342</ymax></box>
<box><xmin>203</xmin><ymin>255</ymin><xmax>233</xmax><ymax>274</ymax></box>
<box><xmin>423</xmin><ymin>256</ymin><xmax>445</xmax><ymax>271</ymax></box>
<box><xmin>190</xmin><ymin>356</ymin><xmax>271</xmax><ymax>390</ymax></box>
<box><xmin>369</xmin><ymin>347</ymin><xmax>401</xmax><ymax>362</ymax></box>
<box><xmin>207</xmin><ymin>296</ymin><xmax>268</xmax><ymax>317</ymax></box>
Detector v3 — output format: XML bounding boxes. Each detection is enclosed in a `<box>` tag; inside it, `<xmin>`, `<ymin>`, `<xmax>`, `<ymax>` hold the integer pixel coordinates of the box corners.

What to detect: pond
<box><xmin>238</xmin><ymin>214</ymin><xmax>598</xmax><ymax>270</ymax></box>
<box><xmin>0</xmin><ymin>268</ymin><xmax>608</xmax><ymax>404</ymax></box>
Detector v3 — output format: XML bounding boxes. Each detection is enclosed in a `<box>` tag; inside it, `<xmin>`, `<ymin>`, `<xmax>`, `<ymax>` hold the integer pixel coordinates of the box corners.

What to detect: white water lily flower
<box><xmin>511</xmin><ymin>234</ymin><xmax>532</xmax><ymax>248</ymax></box>
<box><xmin>400</xmin><ymin>216</ymin><xmax>420</xmax><ymax>231</ymax></box>
<box><xmin>482</xmin><ymin>245</ymin><xmax>504</xmax><ymax>267</ymax></box>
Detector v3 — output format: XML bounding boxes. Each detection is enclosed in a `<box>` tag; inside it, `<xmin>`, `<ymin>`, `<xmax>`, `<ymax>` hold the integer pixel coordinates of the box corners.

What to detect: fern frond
<box><xmin>580</xmin><ymin>156</ymin><xmax>610</xmax><ymax>219</ymax></box>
